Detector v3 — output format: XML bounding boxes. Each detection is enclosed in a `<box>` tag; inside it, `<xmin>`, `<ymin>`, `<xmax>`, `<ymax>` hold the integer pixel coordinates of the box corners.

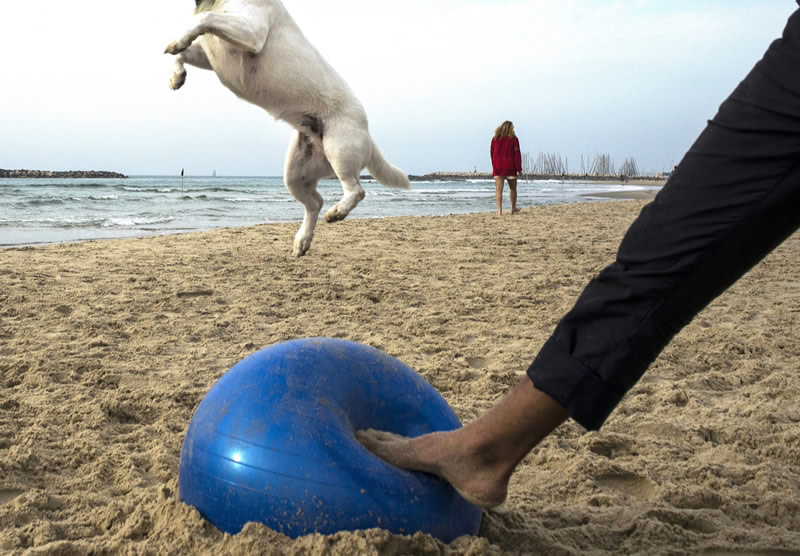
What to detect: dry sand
<box><xmin>1</xmin><ymin>199</ymin><xmax>798</xmax><ymax>555</ymax></box>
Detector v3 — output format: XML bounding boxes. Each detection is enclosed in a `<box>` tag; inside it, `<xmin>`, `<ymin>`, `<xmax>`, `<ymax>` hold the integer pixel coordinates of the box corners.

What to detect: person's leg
<box><xmin>494</xmin><ymin>176</ymin><xmax>505</xmax><ymax>214</ymax></box>
<box><xmin>508</xmin><ymin>178</ymin><xmax>519</xmax><ymax>213</ymax></box>
<box><xmin>360</xmin><ymin>8</ymin><xmax>800</xmax><ymax>507</ymax></box>
<box><xmin>528</xmin><ymin>9</ymin><xmax>800</xmax><ymax>430</ymax></box>
<box><xmin>357</xmin><ymin>378</ymin><xmax>567</xmax><ymax>509</ymax></box>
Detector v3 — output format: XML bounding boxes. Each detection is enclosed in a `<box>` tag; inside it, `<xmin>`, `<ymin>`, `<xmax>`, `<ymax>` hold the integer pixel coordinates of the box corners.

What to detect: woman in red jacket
<box><xmin>490</xmin><ymin>121</ymin><xmax>523</xmax><ymax>214</ymax></box>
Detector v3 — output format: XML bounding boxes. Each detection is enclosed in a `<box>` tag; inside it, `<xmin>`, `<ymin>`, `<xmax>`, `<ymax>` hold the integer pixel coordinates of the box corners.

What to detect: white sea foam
<box><xmin>104</xmin><ymin>216</ymin><xmax>175</xmax><ymax>227</ymax></box>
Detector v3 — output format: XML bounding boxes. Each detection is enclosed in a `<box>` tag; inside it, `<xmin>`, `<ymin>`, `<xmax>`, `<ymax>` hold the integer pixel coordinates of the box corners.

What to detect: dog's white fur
<box><xmin>165</xmin><ymin>0</ymin><xmax>410</xmax><ymax>256</ymax></box>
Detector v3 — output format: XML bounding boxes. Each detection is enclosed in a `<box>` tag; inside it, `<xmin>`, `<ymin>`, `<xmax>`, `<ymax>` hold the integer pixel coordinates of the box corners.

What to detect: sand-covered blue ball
<box><xmin>178</xmin><ymin>337</ymin><xmax>482</xmax><ymax>542</ymax></box>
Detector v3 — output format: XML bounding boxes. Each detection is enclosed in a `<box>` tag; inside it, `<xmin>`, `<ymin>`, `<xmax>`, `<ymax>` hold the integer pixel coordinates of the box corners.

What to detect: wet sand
<box><xmin>582</xmin><ymin>189</ymin><xmax>661</xmax><ymax>201</ymax></box>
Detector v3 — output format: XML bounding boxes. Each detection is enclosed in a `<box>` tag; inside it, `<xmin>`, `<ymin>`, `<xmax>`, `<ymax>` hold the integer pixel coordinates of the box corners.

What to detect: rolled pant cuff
<box><xmin>526</xmin><ymin>337</ymin><xmax>624</xmax><ymax>431</ymax></box>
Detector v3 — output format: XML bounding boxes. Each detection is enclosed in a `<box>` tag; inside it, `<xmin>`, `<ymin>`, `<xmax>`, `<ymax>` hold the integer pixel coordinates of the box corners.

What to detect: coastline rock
<box><xmin>0</xmin><ymin>168</ymin><xmax>128</xmax><ymax>179</ymax></box>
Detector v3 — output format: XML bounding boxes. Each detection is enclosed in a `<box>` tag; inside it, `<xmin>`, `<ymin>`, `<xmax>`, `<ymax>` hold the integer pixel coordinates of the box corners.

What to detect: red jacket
<box><xmin>490</xmin><ymin>136</ymin><xmax>522</xmax><ymax>177</ymax></box>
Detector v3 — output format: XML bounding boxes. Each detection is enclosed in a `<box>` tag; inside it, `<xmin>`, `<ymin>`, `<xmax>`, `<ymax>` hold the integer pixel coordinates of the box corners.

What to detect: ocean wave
<box><xmin>127</xmin><ymin>186</ymin><xmax>261</xmax><ymax>195</ymax></box>
<box><xmin>73</xmin><ymin>182</ymin><xmax>113</xmax><ymax>188</ymax></box>
<box><xmin>25</xmin><ymin>181</ymin><xmax>113</xmax><ymax>189</ymax></box>
<box><xmin>104</xmin><ymin>216</ymin><xmax>175</xmax><ymax>227</ymax></box>
<box><xmin>369</xmin><ymin>187</ymin><xmax>485</xmax><ymax>196</ymax></box>
<box><xmin>180</xmin><ymin>187</ymin><xmax>252</xmax><ymax>194</ymax></box>
<box><xmin>223</xmin><ymin>197</ymin><xmax>271</xmax><ymax>203</ymax></box>
<box><xmin>26</xmin><ymin>198</ymin><xmax>65</xmax><ymax>207</ymax></box>
<box><xmin>9</xmin><ymin>215</ymin><xmax>177</xmax><ymax>229</ymax></box>
<box><xmin>42</xmin><ymin>217</ymin><xmax>108</xmax><ymax>229</ymax></box>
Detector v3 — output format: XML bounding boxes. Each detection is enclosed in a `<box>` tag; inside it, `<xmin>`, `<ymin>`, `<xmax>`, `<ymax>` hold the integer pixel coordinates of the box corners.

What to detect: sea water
<box><xmin>0</xmin><ymin>176</ymin><xmax>659</xmax><ymax>247</ymax></box>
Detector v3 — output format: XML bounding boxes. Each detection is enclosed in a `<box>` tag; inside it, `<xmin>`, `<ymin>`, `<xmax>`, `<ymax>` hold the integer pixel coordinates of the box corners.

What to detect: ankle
<box><xmin>454</xmin><ymin>426</ymin><xmax>515</xmax><ymax>476</ymax></box>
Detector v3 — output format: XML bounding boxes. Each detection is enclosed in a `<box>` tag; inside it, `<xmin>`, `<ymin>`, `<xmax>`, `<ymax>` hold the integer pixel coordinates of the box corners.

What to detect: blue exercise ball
<box><xmin>178</xmin><ymin>337</ymin><xmax>482</xmax><ymax>542</ymax></box>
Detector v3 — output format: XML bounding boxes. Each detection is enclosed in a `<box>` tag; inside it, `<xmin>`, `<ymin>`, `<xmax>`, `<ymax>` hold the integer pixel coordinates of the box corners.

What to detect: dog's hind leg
<box><xmin>284</xmin><ymin>131</ymin><xmax>334</xmax><ymax>256</ymax></box>
<box><xmin>322</xmin><ymin>124</ymin><xmax>371</xmax><ymax>223</ymax></box>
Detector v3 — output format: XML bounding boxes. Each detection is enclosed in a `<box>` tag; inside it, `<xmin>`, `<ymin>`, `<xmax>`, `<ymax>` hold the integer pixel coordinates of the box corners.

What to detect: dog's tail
<box><xmin>367</xmin><ymin>140</ymin><xmax>410</xmax><ymax>189</ymax></box>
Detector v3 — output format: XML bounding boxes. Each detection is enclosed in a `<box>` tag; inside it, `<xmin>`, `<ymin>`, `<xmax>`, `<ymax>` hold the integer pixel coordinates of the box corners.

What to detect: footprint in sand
<box><xmin>0</xmin><ymin>489</ymin><xmax>25</xmax><ymax>505</ymax></box>
<box><xmin>586</xmin><ymin>435</ymin><xmax>636</xmax><ymax>459</ymax></box>
<box><xmin>466</xmin><ymin>357</ymin><xmax>488</xmax><ymax>369</ymax></box>
<box><xmin>596</xmin><ymin>471</ymin><xmax>658</xmax><ymax>500</ymax></box>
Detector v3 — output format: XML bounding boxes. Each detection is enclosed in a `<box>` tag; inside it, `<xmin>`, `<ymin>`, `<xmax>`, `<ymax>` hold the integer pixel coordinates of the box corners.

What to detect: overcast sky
<box><xmin>1</xmin><ymin>1</ymin><xmax>796</xmax><ymax>176</ymax></box>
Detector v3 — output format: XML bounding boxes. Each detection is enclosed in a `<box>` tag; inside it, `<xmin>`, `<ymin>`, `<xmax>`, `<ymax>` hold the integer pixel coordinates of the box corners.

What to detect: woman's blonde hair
<box><xmin>494</xmin><ymin>121</ymin><xmax>516</xmax><ymax>140</ymax></box>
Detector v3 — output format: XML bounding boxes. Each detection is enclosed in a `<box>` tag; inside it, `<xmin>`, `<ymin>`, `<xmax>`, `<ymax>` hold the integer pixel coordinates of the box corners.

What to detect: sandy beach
<box><xmin>1</xmin><ymin>199</ymin><xmax>798</xmax><ymax>554</ymax></box>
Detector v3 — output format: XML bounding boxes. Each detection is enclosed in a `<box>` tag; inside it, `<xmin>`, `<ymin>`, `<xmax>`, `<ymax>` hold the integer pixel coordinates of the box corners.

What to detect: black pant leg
<box><xmin>527</xmin><ymin>9</ymin><xmax>800</xmax><ymax>430</ymax></box>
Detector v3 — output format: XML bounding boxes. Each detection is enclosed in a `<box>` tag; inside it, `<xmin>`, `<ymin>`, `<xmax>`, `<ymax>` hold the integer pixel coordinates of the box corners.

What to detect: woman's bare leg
<box><xmin>509</xmin><ymin>178</ymin><xmax>520</xmax><ymax>213</ymax></box>
<box><xmin>494</xmin><ymin>176</ymin><xmax>505</xmax><ymax>214</ymax></box>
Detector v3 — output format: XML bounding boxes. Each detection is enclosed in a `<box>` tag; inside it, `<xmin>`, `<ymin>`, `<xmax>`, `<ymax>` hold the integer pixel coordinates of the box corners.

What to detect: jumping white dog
<box><xmin>165</xmin><ymin>0</ymin><xmax>410</xmax><ymax>256</ymax></box>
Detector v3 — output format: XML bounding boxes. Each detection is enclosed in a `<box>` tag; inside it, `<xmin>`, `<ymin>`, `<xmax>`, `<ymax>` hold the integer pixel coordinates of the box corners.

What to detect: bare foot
<box><xmin>356</xmin><ymin>428</ymin><xmax>509</xmax><ymax>509</ymax></box>
<box><xmin>357</xmin><ymin>379</ymin><xmax>569</xmax><ymax>510</ymax></box>
<box><xmin>511</xmin><ymin>208</ymin><xmax>521</xmax><ymax>214</ymax></box>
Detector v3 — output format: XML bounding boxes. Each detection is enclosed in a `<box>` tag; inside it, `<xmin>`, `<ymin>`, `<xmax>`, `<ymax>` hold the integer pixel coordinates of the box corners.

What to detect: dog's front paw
<box><xmin>324</xmin><ymin>206</ymin><xmax>348</xmax><ymax>223</ymax></box>
<box><xmin>170</xmin><ymin>69</ymin><xmax>187</xmax><ymax>90</ymax></box>
<box><xmin>165</xmin><ymin>39</ymin><xmax>190</xmax><ymax>55</ymax></box>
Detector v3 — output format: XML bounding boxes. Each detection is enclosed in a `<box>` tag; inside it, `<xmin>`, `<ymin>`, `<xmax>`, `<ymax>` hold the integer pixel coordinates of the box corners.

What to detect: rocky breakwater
<box><xmin>409</xmin><ymin>171</ymin><xmax>493</xmax><ymax>181</ymax></box>
<box><xmin>0</xmin><ymin>169</ymin><xmax>128</xmax><ymax>178</ymax></box>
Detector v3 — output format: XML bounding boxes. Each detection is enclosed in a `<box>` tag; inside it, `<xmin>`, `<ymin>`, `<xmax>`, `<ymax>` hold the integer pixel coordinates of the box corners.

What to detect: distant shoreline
<box><xmin>0</xmin><ymin>169</ymin><xmax>665</xmax><ymax>185</ymax></box>
<box><xmin>405</xmin><ymin>171</ymin><xmax>667</xmax><ymax>185</ymax></box>
<box><xmin>0</xmin><ymin>169</ymin><xmax>128</xmax><ymax>179</ymax></box>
